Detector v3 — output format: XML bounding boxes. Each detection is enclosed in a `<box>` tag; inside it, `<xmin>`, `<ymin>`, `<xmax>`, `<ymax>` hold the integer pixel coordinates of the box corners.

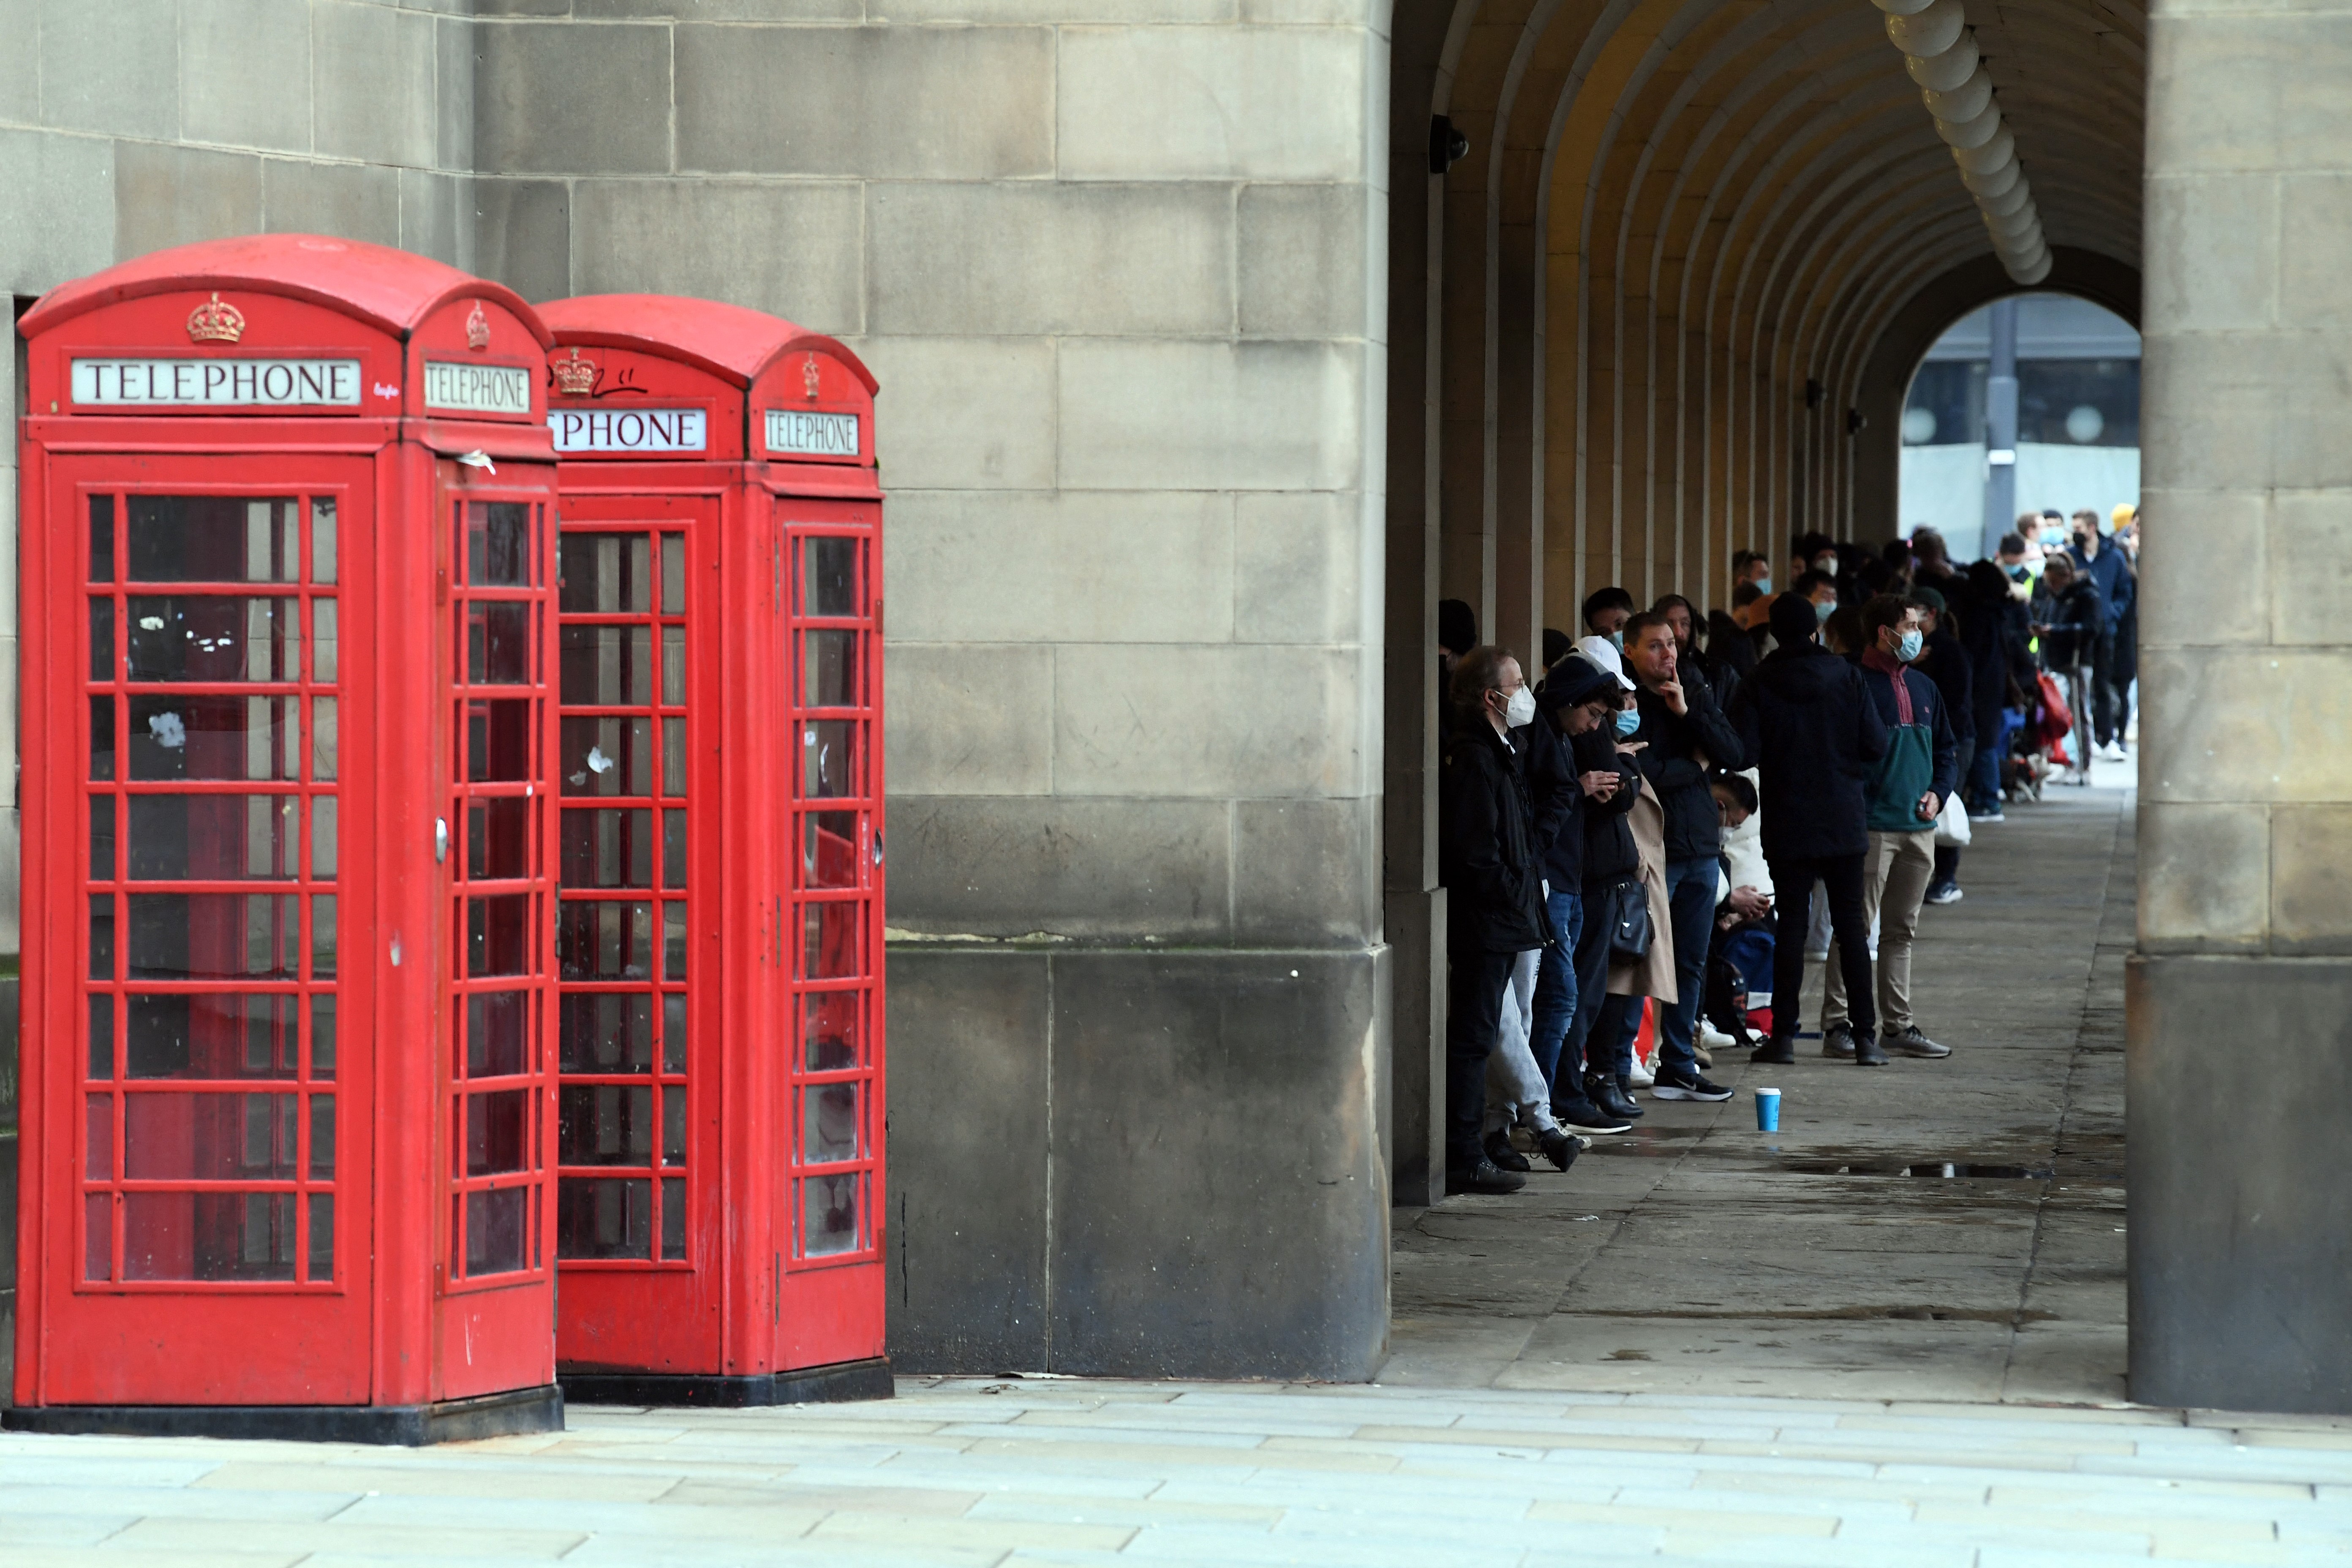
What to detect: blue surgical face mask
<box><xmin>1814</xmin><ymin>598</ymin><xmax>1836</xmax><ymax>623</ymax></box>
<box><xmin>1897</xmin><ymin>629</ymin><xmax>1923</xmax><ymax>662</ymax></box>
<box><xmin>2040</xmin><ymin>526</ymin><xmax>2067</xmax><ymax>548</ymax></box>
<box><xmin>1614</xmin><ymin>706</ymin><xmax>1642</xmax><ymax>737</ymax></box>
<box><xmin>1755</xmin><ymin>575</ymin><xmax>1772</xmax><ymax>595</ymax></box>
<box><xmin>1608</xmin><ymin>629</ymin><xmax>1625</xmax><ymax>651</ymax></box>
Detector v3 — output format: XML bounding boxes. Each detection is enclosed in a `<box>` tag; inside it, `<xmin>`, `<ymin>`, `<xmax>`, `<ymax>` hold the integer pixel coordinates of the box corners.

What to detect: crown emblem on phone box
<box><xmin>551</xmin><ymin>348</ymin><xmax>598</xmax><ymax>396</ymax></box>
<box><xmin>186</xmin><ymin>292</ymin><xmax>245</xmax><ymax>344</ymax></box>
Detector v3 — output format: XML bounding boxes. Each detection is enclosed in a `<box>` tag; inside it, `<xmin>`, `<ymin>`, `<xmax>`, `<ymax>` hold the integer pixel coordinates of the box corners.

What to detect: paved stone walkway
<box><xmin>11</xmin><ymin>762</ymin><xmax>2352</xmax><ymax>1563</ymax></box>
<box><xmin>7</xmin><ymin>1376</ymin><xmax>2352</xmax><ymax>1565</ymax></box>
<box><xmin>1389</xmin><ymin>768</ymin><xmax>2136</xmax><ymax>1405</ymax></box>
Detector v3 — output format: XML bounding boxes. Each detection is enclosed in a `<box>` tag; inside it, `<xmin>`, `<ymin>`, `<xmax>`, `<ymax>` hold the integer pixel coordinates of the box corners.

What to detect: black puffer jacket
<box><xmin>1917</xmin><ymin>626</ymin><xmax>1975</xmax><ymax>749</ymax></box>
<box><xmin>1438</xmin><ymin>720</ymin><xmax>1552</xmax><ymax>953</ymax></box>
<box><xmin>1524</xmin><ymin>718</ymin><xmax>1584</xmax><ymax>888</ymax></box>
<box><xmin>1573</xmin><ymin>725</ymin><xmax>1642</xmax><ymax>888</ymax></box>
<box><xmin>1725</xmin><ymin>640</ymin><xmax>1889</xmax><ymax>861</ymax></box>
<box><xmin>1631</xmin><ymin>674</ymin><xmax>1745</xmax><ymax>864</ymax></box>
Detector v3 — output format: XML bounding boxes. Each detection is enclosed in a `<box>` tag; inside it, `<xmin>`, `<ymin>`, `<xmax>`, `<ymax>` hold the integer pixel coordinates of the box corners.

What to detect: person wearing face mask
<box><xmin>2067</xmin><ymin>508</ymin><xmax>2134</xmax><ymax>761</ymax></box>
<box><xmin>1521</xmin><ymin>655</ymin><xmax>1641</xmax><ymax>1139</ymax></box>
<box><xmin>1734</xmin><ymin>549</ymin><xmax>1773</xmax><ymax>597</ymax></box>
<box><xmin>1555</xmin><ymin>639</ymin><xmax>1650</xmax><ymax>1124</ymax></box>
<box><xmin>1581</xmin><ymin>586</ymin><xmax>1637</xmax><ymax>649</ymax></box>
<box><xmin>1818</xmin><ymin>595</ymin><xmax>1960</xmax><ymax>1062</ymax></box>
<box><xmin>1908</xmin><ymin>586</ymin><xmax>1974</xmax><ymax>903</ymax></box>
<box><xmin>1794</xmin><ymin>568</ymin><xmax>1839</xmax><ymax>626</ymax></box>
<box><xmin>1726</xmin><ymin>593</ymin><xmax>1889</xmax><ymax>1066</ymax></box>
<box><xmin>1619</xmin><ymin>611</ymin><xmax>1744</xmax><ymax>1102</ymax></box>
<box><xmin>1470</xmin><ymin>656</ymin><xmax>1602</xmax><ymax>1175</ymax></box>
<box><xmin>2032</xmin><ymin>555</ymin><xmax>2107</xmax><ymax>783</ymax></box>
<box><xmin>1437</xmin><ymin>646</ymin><xmax>1553</xmax><ymax>1194</ymax></box>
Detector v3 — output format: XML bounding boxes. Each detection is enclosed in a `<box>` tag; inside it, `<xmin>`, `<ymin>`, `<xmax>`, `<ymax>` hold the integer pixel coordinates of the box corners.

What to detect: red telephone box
<box><xmin>9</xmin><ymin>236</ymin><xmax>566</xmax><ymax>1442</ymax></box>
<box><xmin>538</xmin><ymin>295</ymin><xmax>888</xmax><ymax>1405</ymax></box>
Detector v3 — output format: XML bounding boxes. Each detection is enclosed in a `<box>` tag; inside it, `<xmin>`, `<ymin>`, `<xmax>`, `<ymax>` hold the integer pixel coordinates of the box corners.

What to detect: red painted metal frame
<box><xmin>540</xmin><ymin>296</ymin><xmax>885</xmax><ymax>1383</ymax></box>
<box><xmin>14</xmin><ymin>236</ymin><xmax>560</xmax><ymax>1413</ymax></box>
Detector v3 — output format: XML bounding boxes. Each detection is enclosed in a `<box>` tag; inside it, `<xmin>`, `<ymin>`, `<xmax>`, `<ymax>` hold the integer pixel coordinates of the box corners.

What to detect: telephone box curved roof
<box><xmin>16</xmin><ymin>233</ymin><xmax>552</xmax><ymax>346</ymax></box>
<box><xmin>538</xmin><ymin>294</ymin><xmax>877</xmax><ymax>394</ymax></box>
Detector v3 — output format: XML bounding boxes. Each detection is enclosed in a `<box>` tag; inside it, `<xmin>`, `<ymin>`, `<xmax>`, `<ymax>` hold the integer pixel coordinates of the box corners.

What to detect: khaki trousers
<box><xmin>1824</xmin><ymin>828</ymin><xmax>1936</xmax><ymax>1034</ymax></box>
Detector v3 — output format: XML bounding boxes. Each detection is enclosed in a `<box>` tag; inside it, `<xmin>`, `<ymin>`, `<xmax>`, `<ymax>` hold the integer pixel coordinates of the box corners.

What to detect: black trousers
<box><xmin>1445</xmin><ymin>945</ymin><xmax>1517</xmax><ymax>1176</ymax></box>
<box><xmin>2090</xmin><ymin>631</ymin><xmax>2121</xmax><ymax>746</ymax></box>
<box><xmin>1764</xmin><ymin>852</ymin><xmax>1875</xmax><ymax>1041</ymax></box>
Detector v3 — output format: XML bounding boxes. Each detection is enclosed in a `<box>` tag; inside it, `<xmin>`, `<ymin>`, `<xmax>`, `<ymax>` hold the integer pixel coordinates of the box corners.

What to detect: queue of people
<box><xmin>1433</xmin><ymin>509</ymin><xmax>2137</xmax><ymax>1195</ymax></box>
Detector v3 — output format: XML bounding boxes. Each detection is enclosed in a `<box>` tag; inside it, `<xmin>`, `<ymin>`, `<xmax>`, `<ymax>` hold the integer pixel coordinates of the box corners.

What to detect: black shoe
<box><xmin>1750</xmin><ymin>1035</ymin><xmax>1796</xmax><ymax>1064</ymax></box>
<box><xmin>1586</xmin><ymin>1071</ymin><xmax>1643</xmax><ymax>1120</ymax></box>
<box><xmin>1923</xmin><ymin>882</ymin><xmax>1963</xmax><ymax>906</ymax></box>
<box><xmin>1555</xmin><ymin>1098</ymin><xmax>1633</xmax><ymax>1135</ymax></box>
<box><xmin>1537</xmin><ymin>1128</ymin><xmax>1584</xmax><ymax>1173</ymax></box>
<box><xmin>1649</xmin><ymin>1068</ymin><xmax>1735</xmax><ymax>1102</ymax></box>
<box><xmin>1482</xmin><ymin>1128</ymin><xmax>1532</xmax><ymax>1172</ymax></box>
<box><xmin>1855</xmin><ymin>1031</ymin><xmax>1889</xmax><ymax>1066</ymax></box>
<box><xmin>1448</xmin><ymin>1158</ymin><xmax>1527</xmax><ymax>1195</ymax></box>
<box><xmin>1822</xmin><ymin>1023</ymin><xmax>1857</xmax><ymax>1059</ymax></box>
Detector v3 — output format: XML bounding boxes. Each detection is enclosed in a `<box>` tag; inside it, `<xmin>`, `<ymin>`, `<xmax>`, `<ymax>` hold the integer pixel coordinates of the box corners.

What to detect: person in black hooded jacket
<box><xmin>1621</xmin><ymin>611</ymin><xmax>1745</xmax><ymax>1100</ymax></box>
<box><xmin>1524</xmin><ymin>654</ymin><xmax>1641</xmax><ymax>1135</ymax></box>
<box><xmin>1437</xmin><ymin>645</ymin><xmax>1552</xmax><ymax>1193</ymax></box>
<box><xmin>1725</xmin><ymin>592</ymin><xmax>1889</xmax><ymax>1064</ymax></box>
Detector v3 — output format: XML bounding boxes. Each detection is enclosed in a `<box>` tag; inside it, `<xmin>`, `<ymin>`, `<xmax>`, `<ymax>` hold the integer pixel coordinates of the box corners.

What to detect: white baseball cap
<box><xmin>1573</xmin><ymin>634</ymin><xmax>1638</xmax><ymax>691</ymax></box>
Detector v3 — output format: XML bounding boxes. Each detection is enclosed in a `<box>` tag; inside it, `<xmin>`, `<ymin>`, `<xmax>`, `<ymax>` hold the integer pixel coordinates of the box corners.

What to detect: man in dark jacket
<box><xmin>2035</xmin><ymin>554</ymin><xmax>2107</xmax><ymax>671</ymax></box>
<box><xmin>1524</xmin><ymin>654</ymin><xmax>1639</xmax><ymax>1135</ymax></box>
<box><xmin>2035</xmin><ymin>555</ymin><xmax>2107</xmax><ymax>782</ymax></box>
<box><xmin>1957</xmin><ymin>557</ymin><xmax>2034</xmax><ymax>818</ymax></box>
<box><xmin>1820</xmin><ymin>595</ymin><xmax>1961</xmax><ymax>1063</ymax></box>
<box><xmin>1726</xmin><ymin>593</ymin><xmax>1889</xmax><ymax>1064</ymax></box>
<box><xmin>2067</xmin><ymin>510</ymin><xmax>2133</xmax><ymax>758</ymax></box>
<box><xmin>1438</xmin><ymin>646</ymin><xmax>1551</xmax><ymax>1194</ymax></box>
<box><xmin>1560</xmin><ymin>649</ymin><xmax>1649</xmax><ymax>1123</ymax></box>
<box><xmin>1622</xmin><ymin>612</ymin><xmax>1742</xmax><ymax>1102</ymax></box>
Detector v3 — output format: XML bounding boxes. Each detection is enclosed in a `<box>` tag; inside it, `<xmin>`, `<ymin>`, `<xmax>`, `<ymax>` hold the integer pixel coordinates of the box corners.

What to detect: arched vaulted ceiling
<box><xmin>1397</xmin><ymin>0</ymin><xmax>2145</xmax><ymax>650</ymax></box>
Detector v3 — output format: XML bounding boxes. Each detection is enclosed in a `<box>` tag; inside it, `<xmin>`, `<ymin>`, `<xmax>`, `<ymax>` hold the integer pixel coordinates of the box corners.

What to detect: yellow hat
<box><xmin>2111</xmin><ymin>503</ymin><xmax>2137</xmax><ymax>529</ymax></box>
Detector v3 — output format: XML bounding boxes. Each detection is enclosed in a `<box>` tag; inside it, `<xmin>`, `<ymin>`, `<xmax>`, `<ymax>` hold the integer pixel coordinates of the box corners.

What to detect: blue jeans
<box><xmin>1529</xmin><ymin>890</ymin><xmax>1583</xmax><ymax>1096</ymax></box>
<box><xmin>1968</xmin><ymin>727</ymin><xmax>2004</xmax><ymax>810</ymax></box>
<box><xmin>1651</xmin><ymin>857</ymin><xmax>1716</xmax><ymax>1081</ymax></box>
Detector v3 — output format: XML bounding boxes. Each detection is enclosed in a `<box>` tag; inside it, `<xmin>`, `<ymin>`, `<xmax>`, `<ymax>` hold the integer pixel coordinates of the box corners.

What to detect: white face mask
<box><xmin>1503</xmin><ymin>685</ymin><xmax>1537</xmax><ymax>727</ymax></box>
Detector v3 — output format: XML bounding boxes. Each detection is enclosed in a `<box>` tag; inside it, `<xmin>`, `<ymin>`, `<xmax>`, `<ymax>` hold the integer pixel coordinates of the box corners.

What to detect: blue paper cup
<box><xmin>1755</xmin><ymin>1087</ymin><xmax>1782</xmax><ymax>1132</ymax></box>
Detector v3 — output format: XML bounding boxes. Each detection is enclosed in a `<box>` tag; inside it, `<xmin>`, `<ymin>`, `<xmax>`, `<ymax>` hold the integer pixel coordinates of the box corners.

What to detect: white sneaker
<box><xmin>1698</xmin><ymin>1021</ymin><xmax>1736</xmax><ymax>1053</ymax></box>
<box><xmin>1626</xmin><ymin>1056</ymin><xmax>1656</xmax><ymax>1088</ymax></box>
<box><xmin>2101</xmin><ymin>741</ymin><xmax>2129</xmax><ymax>762</ymax></box>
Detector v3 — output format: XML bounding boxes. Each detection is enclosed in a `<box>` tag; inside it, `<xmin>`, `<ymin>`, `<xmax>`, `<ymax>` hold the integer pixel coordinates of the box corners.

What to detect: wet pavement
<box><xmin>1386</xmin><ymin>773</ymin><xmax>2136</xmax><ymax>1404</ymax></box>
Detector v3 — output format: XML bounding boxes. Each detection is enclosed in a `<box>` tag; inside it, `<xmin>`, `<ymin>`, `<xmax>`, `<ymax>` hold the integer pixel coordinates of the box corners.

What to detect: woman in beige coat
<box><xmin>1606</xmin><ymin>773</ymin><xmax>1679</xmax><ymax>1007</ymax></box>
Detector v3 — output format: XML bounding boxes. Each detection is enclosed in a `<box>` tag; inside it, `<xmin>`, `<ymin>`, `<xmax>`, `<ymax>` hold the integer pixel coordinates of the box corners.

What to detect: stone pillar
<box><xmin>1386</xmin><ymin>10</ymin><xmax>1453</xmax><ymax>1211</ymax></box>
<box><xmin>2133</xmin><ymin>0</ymin><xmax>2352</xmax><ymax>1414</ymax></box>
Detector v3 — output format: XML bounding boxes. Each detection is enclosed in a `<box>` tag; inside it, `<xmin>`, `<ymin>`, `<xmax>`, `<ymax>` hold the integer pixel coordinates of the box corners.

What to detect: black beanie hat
<box><xmin>1768</xmin><ymin>591</ymin><xmax>1822</xmax><ymax>648</ymax></box>
<box><xmin>1538</xmin><ymin>655</ymin><xmax>1620</xmax><ymax>712</ymax></box>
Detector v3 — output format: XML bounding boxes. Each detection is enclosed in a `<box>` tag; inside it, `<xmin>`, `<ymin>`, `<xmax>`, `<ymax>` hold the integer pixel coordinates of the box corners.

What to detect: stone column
<box><xmin>2133</xmin><ymin>0</ymin><xmax>2352</xmax><ymax>1414</ymax></box>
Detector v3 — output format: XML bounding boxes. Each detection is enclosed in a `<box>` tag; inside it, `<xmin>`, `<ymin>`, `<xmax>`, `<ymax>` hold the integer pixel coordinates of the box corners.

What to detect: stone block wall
<box><xmin>2133</xmin><ymin>0</ymin><xmax>2352</xmax><ymax>1414</ymax></box>
<box><xmin>0</xmin><ymin>1</ymin><xmax>1396</xmax><ymax>1381</ymax></box>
